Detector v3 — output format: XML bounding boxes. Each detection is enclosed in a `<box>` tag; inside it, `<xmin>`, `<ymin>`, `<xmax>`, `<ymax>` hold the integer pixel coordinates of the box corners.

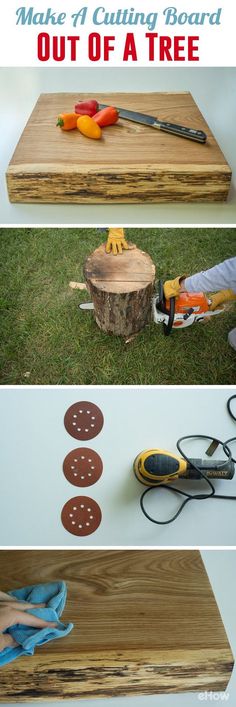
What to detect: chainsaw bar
<box><xmin>79</xmin><ymin>302</ymin><xmax>94</xmax><ymax>310</ymax></box>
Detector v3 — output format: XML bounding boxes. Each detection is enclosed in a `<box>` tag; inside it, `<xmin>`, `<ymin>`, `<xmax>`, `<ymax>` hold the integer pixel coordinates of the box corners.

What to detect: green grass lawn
<box><xmin>0</xmin><ymin>227</ymin><xmax>235</xmax><ymax>385</ymax></box>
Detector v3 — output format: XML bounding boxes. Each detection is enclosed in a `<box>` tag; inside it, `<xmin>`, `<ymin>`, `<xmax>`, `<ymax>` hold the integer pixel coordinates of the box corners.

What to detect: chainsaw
<box><xmin>153</xmin><ymin>281</ymin><xmax>224</xmax><ymax>336</ymax></box>
<box><xmin>79</xmin><ymin>280</ymin><xmax>224</xmax><ymax>336</ymax></box>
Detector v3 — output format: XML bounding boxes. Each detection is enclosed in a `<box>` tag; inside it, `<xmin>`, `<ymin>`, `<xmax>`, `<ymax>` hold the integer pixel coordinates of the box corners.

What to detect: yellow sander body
<box><xmin>133</xmin><ymin>448</ymin><xmax>187</xmax><ymax>486</ymax></box>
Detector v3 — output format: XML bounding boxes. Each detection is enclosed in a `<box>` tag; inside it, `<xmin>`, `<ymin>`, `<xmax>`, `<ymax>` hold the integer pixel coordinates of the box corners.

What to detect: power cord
<box><xmin>140</xmin><ymin>395</ymin><xmax>236</xmax><ymax>525</ymax></box>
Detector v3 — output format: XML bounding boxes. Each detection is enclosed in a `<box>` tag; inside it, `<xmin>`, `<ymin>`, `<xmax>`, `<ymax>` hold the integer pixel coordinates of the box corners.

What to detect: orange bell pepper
<box><xmin>57</xmin><ymin>113</ymin><xmax>79</xmax><ymax>131</ymax></box>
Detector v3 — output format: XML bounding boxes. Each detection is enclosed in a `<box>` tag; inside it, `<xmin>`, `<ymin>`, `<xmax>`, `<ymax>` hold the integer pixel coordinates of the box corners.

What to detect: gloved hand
<box><xmin>209</xmin><ymin>289</ymin><xmax>236</xmax><ymax>311</ymax></box>
<box><xmin>163</xmin><ymin>276</ymin><xmax>186</xmax><ymax>299</ymax></box>
<box><xmin>105</xmin><ymin>228</ymin><xmax>129</xmax><ymax>256</ymax></box>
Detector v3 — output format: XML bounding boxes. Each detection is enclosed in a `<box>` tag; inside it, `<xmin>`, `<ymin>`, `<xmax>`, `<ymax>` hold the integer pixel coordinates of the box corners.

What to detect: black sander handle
<box><xmin>184</xmin><ymin>458</ymin><xmax>235</xmax><ymax>480</ymax></box>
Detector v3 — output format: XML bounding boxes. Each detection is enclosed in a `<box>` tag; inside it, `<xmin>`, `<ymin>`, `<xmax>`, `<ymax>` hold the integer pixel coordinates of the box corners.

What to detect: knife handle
<box><xmin>154</xmin><ymin>121</ymin><xmax>207</xmax><ymax>144</ymax></box>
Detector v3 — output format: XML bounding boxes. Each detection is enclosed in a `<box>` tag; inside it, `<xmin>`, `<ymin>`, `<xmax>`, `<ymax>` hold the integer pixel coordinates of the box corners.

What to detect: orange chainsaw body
<box><xmin>154</xmin><ymin>282</ymin><xmax>223</xmax><ymax>334</ymax></box>
<box><xmin>165</xmin><ymin>292</ymin><xmax>209</xmax><ymax>314</ymax></box>
<box><xmin>165</xmin><ymin>292</ymin><xmax>209</xmax><ymax>328</ymax></box>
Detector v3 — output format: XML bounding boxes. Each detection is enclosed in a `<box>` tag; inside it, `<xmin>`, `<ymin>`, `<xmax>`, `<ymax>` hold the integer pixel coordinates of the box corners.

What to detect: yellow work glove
<box><xmin>163</xmin><ymin>276</ymin><xmax>186</xmax><ymax>299</ymax></box>
<box><xmin>105</xmin><ymin>228</ymin><xmax>129</xmax><ymax>256</ymax></box>
<box><xmin>209</xmin><ymin>289</ymin><xmax>236</xmax><ymax>310</ymax></box>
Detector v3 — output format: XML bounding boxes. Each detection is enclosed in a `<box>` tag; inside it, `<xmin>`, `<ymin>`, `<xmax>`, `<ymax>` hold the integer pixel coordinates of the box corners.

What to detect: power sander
<box><xmin>153</xmin><ymin>281</ymin><xmax>224</xmax><ymax>336</ymax></box>
<box><xmin>133</xmin><ymin>448</ymin><xmax>235</xmax><ymax>486</ymax></box>
<box><xmin>133</xmin><ymin>396</ymin><xmax>236</xmax><ymax>525</ymax></box>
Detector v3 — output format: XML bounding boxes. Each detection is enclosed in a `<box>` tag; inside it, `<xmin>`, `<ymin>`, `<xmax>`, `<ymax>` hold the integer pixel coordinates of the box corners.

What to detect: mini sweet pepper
<box><xmin>74</xmin><ymin>99</ymin><xmax>98</xmax><ymax>117</ymax></box>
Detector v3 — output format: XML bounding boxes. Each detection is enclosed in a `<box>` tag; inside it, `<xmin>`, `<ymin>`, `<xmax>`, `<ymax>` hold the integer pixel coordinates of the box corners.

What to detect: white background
<box><xmin>0</xmin><ymin>1</ymin><xmax>236</xmax><ymax>67</ymax></box>
<box><xmin>0</xmin><ymin>386</ymin><xmax>236</xmax><ymax>547</ymax></box>
<box><xmin>1</xmin><ymin>66</ymin><xmax>236</xmax><ymax>225</ymax></box>
<box><xmin>0</xmin><ymin>551</ymin><xmax>235</xmax><ymax>706</ymax></box>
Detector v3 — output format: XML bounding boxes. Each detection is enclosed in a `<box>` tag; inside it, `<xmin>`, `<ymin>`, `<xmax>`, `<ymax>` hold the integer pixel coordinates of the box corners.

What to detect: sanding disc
<box><xmin>61</xmin><ymin>496</ymin><xmax>102</xmax><ymax>536</ymax></box>
<box><xmin>63</xmin><ymin>448</ymin><xmax>103</xmax><ymax>487</ymax></box>
<box><xmin>64</xmin><ymin>402</ymin><xmax>104</xmax><ymax>440</ymax></box>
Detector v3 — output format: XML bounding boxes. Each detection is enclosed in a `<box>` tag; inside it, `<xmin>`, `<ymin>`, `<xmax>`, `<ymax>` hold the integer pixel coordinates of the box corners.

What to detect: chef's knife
<box><xmin>98</xmin><ymin>103</ymin><xmax>207</xmax><ymax>144</ymax></box>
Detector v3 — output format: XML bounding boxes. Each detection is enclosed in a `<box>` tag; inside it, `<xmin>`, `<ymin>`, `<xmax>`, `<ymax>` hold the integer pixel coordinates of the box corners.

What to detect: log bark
<box><xmin>84</xmin><ymin>243</ymin><xmax>156</xmax><ymax>336</ymax></box>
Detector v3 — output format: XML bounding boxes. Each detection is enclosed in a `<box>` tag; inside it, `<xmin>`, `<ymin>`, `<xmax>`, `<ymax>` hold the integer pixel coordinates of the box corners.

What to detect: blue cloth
<box><xmin>0</xmin><ymin>581</ymin><xmax>73</xmax><ymax>666</ymax></box>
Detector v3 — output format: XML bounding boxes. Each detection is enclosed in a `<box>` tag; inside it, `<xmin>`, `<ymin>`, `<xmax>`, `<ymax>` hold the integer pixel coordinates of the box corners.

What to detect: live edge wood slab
<box><xmin>0</xmin><ymin>550</ymin><xmax>233</xmax><ymax>701</ymax></box>
<box><xmin>6</xmin><ymin>92</ymin><xmax>231</xmax><ymax>204</ymax></box>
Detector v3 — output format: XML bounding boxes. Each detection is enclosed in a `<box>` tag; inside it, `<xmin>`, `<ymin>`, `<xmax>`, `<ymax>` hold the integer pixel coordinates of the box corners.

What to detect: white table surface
<box><xmin>1</xmin><ymin>67</ymin><xmax>236</xmax><ymax>225</ymax></box>
<box><xmin>0</xmin><ymin>550</ymin><xmax>235</xmax><ymax>706</ymax></box>
<box><xmin>0</xmin><ymin>386</ymin><xmax>235</xmax><ymax>547</ymax></box>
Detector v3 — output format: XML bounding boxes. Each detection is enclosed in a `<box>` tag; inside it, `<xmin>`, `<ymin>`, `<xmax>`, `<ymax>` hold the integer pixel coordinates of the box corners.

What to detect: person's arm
<box><xmin>183</xmin><ymin>257</ymin><xmax>236</xmax><ymax>294</ymax></box>
<box><xmin>164</xmin><ymin>258</ymin><xmax>236</xmax><ymax>309</ymax></box>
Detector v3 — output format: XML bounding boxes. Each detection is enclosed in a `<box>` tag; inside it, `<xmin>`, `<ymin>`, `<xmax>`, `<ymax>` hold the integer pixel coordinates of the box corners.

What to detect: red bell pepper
<box><xmin>74</xmin><ymin>99</ymin><xmax>98</xmax><ymax>117</ymax></box>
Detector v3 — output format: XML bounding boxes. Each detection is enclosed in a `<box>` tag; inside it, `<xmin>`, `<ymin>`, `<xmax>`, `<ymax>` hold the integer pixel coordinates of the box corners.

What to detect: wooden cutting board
<box><xmin>6</xmin><ymin>92</ymin><xmax>231</xmax><ymax>204</ymax></box>
<box><xmin>0</xmin><ymin>550</ymin><xmax>233</xmax><ymax>701</ymax></box>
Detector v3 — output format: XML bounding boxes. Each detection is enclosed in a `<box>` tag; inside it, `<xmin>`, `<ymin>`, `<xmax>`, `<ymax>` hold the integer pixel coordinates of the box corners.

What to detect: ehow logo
<box><xmin>198</xmin><ymin>693</ymin><xmax>230</xmax><ymax>702</ymax></box>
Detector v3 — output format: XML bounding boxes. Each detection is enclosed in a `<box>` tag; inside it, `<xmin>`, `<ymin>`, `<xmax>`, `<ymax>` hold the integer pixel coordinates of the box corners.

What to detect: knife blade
<box><xmin>98</xmin><ymin>104</ymin><xmax>207</xmax><ymax>144</ymax></box>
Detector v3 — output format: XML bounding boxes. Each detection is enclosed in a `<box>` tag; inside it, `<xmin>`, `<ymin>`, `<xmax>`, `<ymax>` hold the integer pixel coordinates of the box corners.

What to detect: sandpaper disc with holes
<box><xmin>63</xmin><ymin>448</ymin><xmax>103</xmax><ymax>487</ymax></box>
<box><xmin>61</xmin><ymin>496</ymin><xmax>102</xmax><ymax>536</ymax></box>
<box><xmin>64</xmin><ymin>402</ymin><xmax>104</xmax><ymax>441</ymax></box>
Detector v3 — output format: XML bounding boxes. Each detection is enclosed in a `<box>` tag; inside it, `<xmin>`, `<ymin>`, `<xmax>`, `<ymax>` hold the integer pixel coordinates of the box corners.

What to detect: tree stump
<box><xmin>84</xmin><ymin>244</ymin><xmax>156</xmax><ymax>336</ymax></box>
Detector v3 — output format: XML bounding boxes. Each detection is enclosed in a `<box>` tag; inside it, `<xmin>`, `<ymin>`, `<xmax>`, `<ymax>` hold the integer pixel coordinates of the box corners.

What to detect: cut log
<box><xmin>84</xmin><ymin>243</ymin><xmax>156</xmax><ymax>336</ymax></box>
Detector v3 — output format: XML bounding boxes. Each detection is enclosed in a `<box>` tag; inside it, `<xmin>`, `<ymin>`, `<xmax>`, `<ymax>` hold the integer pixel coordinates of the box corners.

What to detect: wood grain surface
<box><xmin>6</xmin><ymin>92</ymin><xmax>232</xmax><ymax>203</ymax></box>
<box><xmin>0</xmin><ymin>550</ymin><xmax>233</xmax><ymax>701</ymax></box>
<box><xmin>84</xmin><ymin>243</ymin><xmax>155</xmax><ymax>335</ymax></box>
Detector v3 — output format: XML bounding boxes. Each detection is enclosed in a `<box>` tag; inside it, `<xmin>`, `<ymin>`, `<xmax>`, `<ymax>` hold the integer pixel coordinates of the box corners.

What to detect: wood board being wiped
<box><xmin>6</xmin><ymin>92</ymin><xmax>231</xmax><ymax>204</ymax></box>
<box><xmin>0</xmin><ymin>550</ymin><xmax>233</xmax><ymax>701</ymax></box>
